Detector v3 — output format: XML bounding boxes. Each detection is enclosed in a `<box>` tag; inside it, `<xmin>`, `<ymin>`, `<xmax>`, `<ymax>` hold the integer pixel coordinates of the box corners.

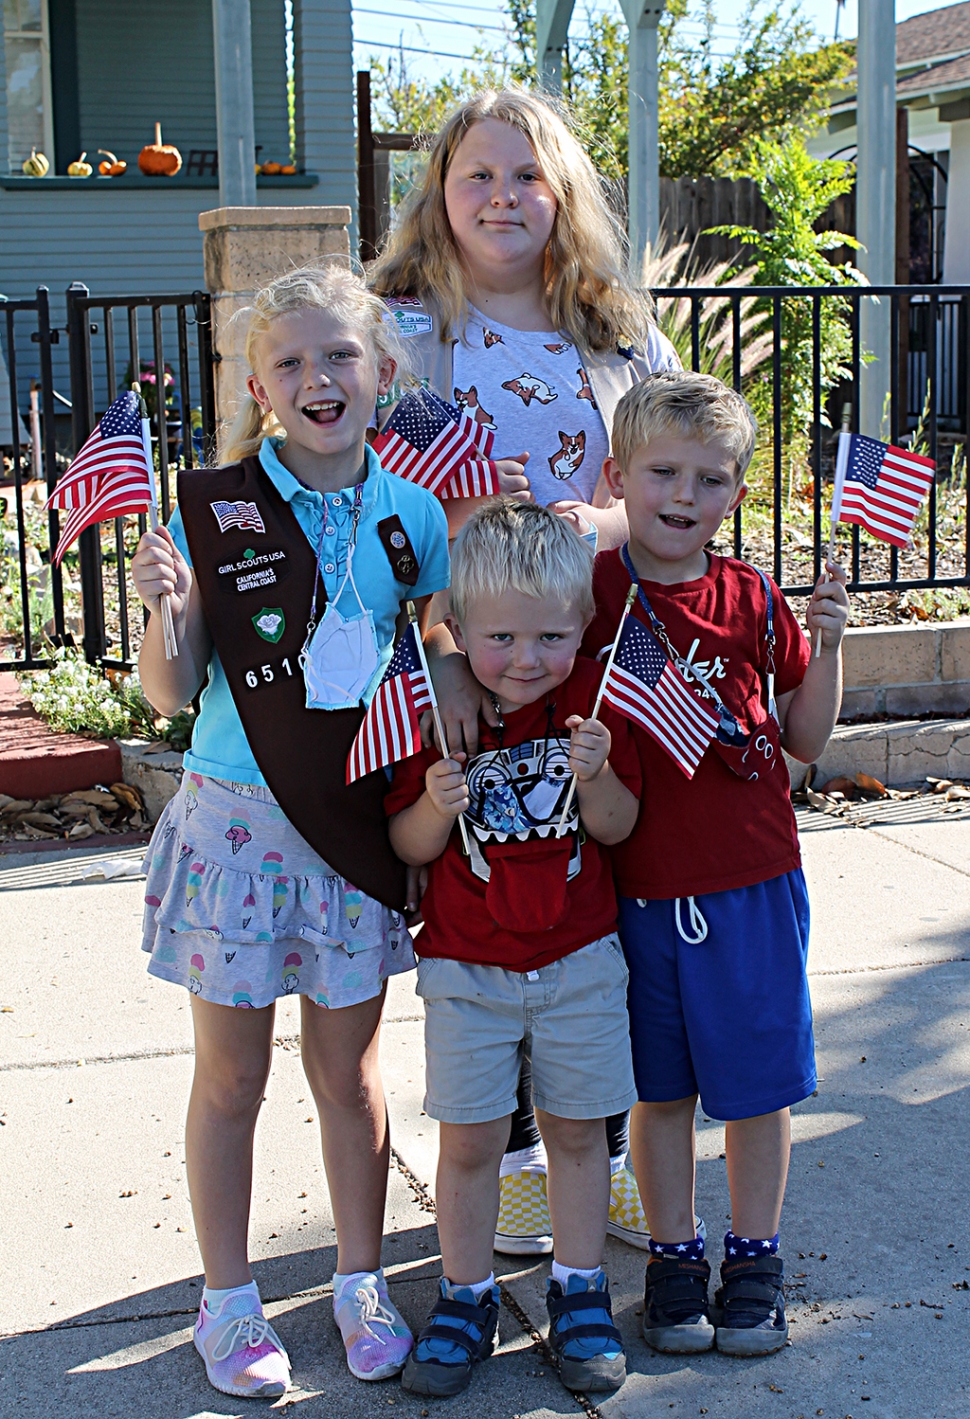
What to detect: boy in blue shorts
<box><xmin>590</xmin><ymin>371</ymin><xmax>849</xmax><ymax>1357</ymax></box>
<box><xmin>386</xmin><ymin>500</ymin><xmax>642</xmax><ymax>1398</ymax></box>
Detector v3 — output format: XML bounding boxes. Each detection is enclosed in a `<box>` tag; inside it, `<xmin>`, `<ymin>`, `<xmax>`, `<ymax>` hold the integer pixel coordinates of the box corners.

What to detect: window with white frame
<box><xmin>3</xmin><ymin>0</ymin><xmax>53</xmax><ymax>172</ymax></box>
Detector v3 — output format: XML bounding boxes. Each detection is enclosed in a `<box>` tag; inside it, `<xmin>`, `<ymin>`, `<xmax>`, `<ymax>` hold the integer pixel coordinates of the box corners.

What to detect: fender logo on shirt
<box><xmin>216</xmin><ymin>547</ymin><xmax>290</xmax><ymax>594</ymax></box>
<box><xmin>681</xmin><ymin>638</ymin><xmax>730</xmax><ymax>683</ymax></box>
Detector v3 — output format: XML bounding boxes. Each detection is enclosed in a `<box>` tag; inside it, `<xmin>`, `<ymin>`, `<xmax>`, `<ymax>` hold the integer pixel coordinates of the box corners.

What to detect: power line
<box><xmin>354</xmin><ymin>6</ymin><xmax>506</xmax><ymax>29</ymax></box>
<box><xmin>355</xmin><ymin>37</ymin><xmax>498</xmax><ymax>59</ymax></box>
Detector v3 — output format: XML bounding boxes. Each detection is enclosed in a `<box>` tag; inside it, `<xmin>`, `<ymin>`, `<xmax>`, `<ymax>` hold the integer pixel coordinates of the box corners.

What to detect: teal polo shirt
<box><xmin>168</xmin><ymin>439</ymin><xmax>449</xmax><ymax>786</ymax></box>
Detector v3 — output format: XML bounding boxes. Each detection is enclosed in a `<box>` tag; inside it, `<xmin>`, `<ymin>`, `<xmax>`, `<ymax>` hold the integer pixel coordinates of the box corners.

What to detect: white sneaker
<box><xmin>333</xmin><ymin>1272</ymin><xmax>414</xmax><ymax>1380</ymax></box>
<box><xmin>193</xmin><ymin>1290</ymin><xmax>291</xmax><ymax>1399</ymax></box>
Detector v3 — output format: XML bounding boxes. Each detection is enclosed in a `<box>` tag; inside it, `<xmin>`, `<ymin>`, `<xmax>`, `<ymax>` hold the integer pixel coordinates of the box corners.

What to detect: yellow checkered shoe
<box><xmin>493</xmin><ymin>1170</ymin><xmax>554</xmax><ymax>1256</ymax></box>
<box><xmin>607</xmin><ymin>1167</ymin><xmax>707</xmax><ymax>1252</ymax></box>
<box><xmin>607</xmin><ymin>1165</ymin><xmax>652</xmax><ymax>1249</ymax></box>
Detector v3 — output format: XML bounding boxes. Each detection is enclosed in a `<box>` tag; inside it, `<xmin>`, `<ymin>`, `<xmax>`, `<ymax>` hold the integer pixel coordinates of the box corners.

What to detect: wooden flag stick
<box><xmin>408</xmin><ymin>601</ymin><xmax>471</xmax><ymax>855</ymax></box>
<box><xmin>555</xmin><ymin>583</ymin><xmax>638</xmax><ymax>839</ymax></box>
<box><xmin>815</xmin><ymin>403</ymin><xmax>852</xmax><ymax>659</ymax></box>
<box><xmin>134</xmin><ymin>383</ymin><xmax>177</xmax><ymax>660</ymax></box>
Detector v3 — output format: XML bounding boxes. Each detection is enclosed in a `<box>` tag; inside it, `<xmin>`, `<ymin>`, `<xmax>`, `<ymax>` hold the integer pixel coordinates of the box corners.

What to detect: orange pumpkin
<box><xmin>280</xmin><ymin>164</ymin><xmax>296</xmax><ymax>175</ymax></box>
<box><xmin>138</xmin><ymin>123</ymin><xmax>182</xmax><ymax>177</ymax></box>
<box><xmin>97</xmin><ymin>150</ymin><xmax>127</xmax><ymax>176</ymax></box>
<box><xmin>260</xmin><ymin>161</ymin><xmax>282</xmax><ymax>175</ymax></box>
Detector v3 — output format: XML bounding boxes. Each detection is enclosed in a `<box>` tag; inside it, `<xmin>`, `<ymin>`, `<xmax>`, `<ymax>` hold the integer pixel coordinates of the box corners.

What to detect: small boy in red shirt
<box><xmin>387</xmin><ymin>499</ymin><xmax>642</xmax><ymax>1399</ymax></box>
<box><xmin>593</xmin><ymin>371</ymin><xmax>848</xmax><ymax>1357</ymax></box>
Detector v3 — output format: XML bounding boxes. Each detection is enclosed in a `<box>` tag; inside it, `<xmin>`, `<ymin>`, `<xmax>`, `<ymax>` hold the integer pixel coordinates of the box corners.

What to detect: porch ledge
<box><xmin>0</xmin><ymin>173</ymin><xmax>320</xmax><ymax>191</ymax></box>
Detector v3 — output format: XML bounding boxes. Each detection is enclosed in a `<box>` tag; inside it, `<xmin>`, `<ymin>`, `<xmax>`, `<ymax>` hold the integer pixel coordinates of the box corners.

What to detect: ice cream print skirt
<box><xmin>141</xmin><ymin>775</ymin><xmax>414</xmax><ymax>1010</ymax></box>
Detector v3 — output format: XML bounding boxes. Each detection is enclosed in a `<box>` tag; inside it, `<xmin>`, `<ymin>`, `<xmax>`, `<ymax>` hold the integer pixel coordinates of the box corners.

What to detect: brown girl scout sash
<box><xmin>177</xmin><ymin>457</ymin><xmax>407</xmax><ymax>910</ymax></box>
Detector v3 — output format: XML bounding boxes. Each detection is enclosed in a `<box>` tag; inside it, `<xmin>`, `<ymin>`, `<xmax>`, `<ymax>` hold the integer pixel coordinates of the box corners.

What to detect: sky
<box><xmin>351</xmin><ymin>0</ymin><xmax>965</xmax><ymax>86</ymax></box>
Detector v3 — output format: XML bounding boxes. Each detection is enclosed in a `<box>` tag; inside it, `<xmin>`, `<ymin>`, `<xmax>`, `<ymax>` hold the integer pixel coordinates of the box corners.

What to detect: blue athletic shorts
<box><xmin>618</xmin><ymin>868</ymin><xmax>816</xmax><ymax>1121</ymax></box>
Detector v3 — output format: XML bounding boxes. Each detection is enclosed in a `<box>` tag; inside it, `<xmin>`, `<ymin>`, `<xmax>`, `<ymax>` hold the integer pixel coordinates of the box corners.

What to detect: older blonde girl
<box><xmin>370</xmin><ymin>86</ymin><xmax>679</xmax><ymax>547</ymax></box>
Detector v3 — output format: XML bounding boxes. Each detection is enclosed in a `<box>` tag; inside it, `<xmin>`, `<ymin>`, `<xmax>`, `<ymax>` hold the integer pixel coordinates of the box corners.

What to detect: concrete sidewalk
<box><xmin>1</xmin><ymin>805</ymin><xmax>970</xmax><ymax>1418</ymax></box>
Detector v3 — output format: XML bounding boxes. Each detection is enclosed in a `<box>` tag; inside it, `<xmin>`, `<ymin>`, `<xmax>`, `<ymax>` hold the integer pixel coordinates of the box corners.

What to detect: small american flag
<box><xmin>837</xmin><ymin>433</ymin><xmax>935</xmax><ymax>548</ymax></box>
<box><xmin>46</xmin><ymin>391</ymin><xmax>154</xmax><ymax>566</ymax></box>
<box><xmin>210</xmin><ymin>499</ymin><xmax>266</xmax><ymax>534</ymax></box>
<box><xmin>374</xmin><ymin>389</ymin><xmax>485</xmax><ymax>497</ymax></box>
<box><xmin>441</xmin><ymin>459</ymin><xmax>502</xmax><ymax>499</ymax></box>
<box><xmin>601</xmin><ymin>614</ymin><xmax>720</xmax><ymax>779</ymax></box>
<box><xmin>346</xmin><ymin>621</ymin><xmax>434</xmax><ymax>783</ymax></box>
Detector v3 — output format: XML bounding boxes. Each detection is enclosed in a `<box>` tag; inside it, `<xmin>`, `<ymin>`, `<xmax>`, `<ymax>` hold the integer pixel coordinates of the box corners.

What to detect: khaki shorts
<box><xmin>415</xmin><ymin>934</ymin><xmax>638</xmax><ymax>1125</ymax></box>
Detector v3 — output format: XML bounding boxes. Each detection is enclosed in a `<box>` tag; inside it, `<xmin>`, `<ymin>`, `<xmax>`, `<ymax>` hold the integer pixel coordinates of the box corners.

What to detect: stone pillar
<box><xmin>199</xmin><ymin>205</ymin><xmax>351</xmax><ymax>450</ymax></box>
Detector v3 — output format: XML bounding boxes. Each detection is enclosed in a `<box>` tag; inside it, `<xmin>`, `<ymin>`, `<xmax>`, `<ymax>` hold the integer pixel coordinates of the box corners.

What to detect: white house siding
<box><xmin>0</xmin><ymin>0</ymin><xmax>355</xmax><ymax>426</ymax></box>
<box><xmin>293</xmin><ymin>0</ymin><xmax>356</xmax><ymax>225</ymax></box>
<box><xmin>74</xmin><ymin>0</ymin><xmax>289</xmax><ymax>172</ymax></box>
<box><xmin>0</xmin><ymin>183</ymin><xmax>314</xmax><ymax>415</ymax></box>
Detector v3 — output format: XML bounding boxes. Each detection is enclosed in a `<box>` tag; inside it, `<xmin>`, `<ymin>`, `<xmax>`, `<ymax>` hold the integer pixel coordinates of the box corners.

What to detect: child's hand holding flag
<box><xmin>45</xmin><ymin>387</ymin><xmax>178</xmax><ymax>657</ymax></box>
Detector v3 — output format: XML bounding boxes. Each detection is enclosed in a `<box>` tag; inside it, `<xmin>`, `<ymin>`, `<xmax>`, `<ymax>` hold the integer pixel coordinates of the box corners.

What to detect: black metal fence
<box><xmin>654</xmin><ymin>283</ymin><xmax>970</xmax><ymax>597</ymax></box>
<box><xmin>0</xmin><ymin>284</ymin><xmax>216</xmax><ymax>672</ymax></box>
<box><xmin>2</xmin><ymin>282</ymin><xmax>969</xmax><ymax>678</ymax></box>
<box><xmin>0</xmin><ymin>286</ymin><xmax>65</xmax><ymax>668</ymax></box>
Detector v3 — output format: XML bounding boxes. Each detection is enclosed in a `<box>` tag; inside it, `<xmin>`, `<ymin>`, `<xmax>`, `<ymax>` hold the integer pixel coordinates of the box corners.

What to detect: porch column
<box><xmin>621</xmin><ymin>0</ymin><xmax>666</xmax><ymax>277</ymax></box>
<box><xmin>212</xmin><ymin>0</ymin><xmax>257</xmax><ymax>208</ymax></box>
<box><xmin>942</xmin><ymin>118</ymin><xmax>970</xmax><ymax>284</ymax></box>
<box><xmin>856</xmin><ymin>0</ymin><xmax>896</xmax><ymax>438</ymax></box>
<box><xmin>199</xmin><ymin>206</ymin><xmax>351</xmax><ymax>450</ymax></box>
<box><xmin>536</xmin><ymin>0</ymin><xmax>576</xmax><ymax>91</ymax></box>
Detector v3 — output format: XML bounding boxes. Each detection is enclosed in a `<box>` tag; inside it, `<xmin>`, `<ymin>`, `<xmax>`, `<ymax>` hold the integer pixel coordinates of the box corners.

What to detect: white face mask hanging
<box><xmin>300</xmin><ymin>487</ymin><xmax>380</xmax><ymax>711</ymax></box>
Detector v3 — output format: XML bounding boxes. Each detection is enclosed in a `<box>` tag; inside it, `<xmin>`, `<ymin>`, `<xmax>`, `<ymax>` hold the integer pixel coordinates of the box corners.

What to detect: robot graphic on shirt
<box><xmin>462</xmin><ymin>735</ymin><xmax>582</xmax><ymax>884</ymax></box>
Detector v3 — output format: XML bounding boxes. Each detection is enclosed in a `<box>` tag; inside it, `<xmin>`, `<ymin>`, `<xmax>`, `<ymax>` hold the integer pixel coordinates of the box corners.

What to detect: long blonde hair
<box><xmin>222</xmin><ymin>262</ymin><xmax>411</xmax><ymax>463</ymax></box>
<box><xmin>369</xmin><ymin>87</ymin><xmax>655</xmax><ymax>355</ymax></box>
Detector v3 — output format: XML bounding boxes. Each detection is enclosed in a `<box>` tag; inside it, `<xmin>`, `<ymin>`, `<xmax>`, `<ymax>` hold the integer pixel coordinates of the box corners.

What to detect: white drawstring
<box><xmin>353</xmin><ymin>1283</ymin><xmax>398</xmax><ymax>1337</ymax></box>
<box><xmin>636</xmin><ymin>895</ymin><xmax>709</xmax><ymax>944</ymax></box>
<box><xmin>211</xmin><ymin>1311</ymin><xmax>274</xmax><ymax>1362</ymax></box>
<box><xmin>674</xmin><ymin>897</ymin><xmax>708</xmax><ymax>944</ymax></box>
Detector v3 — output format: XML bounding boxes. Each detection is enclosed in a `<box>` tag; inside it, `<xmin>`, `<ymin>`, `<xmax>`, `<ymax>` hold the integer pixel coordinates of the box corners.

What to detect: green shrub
<box><xmin>21</xmin><ymin>649</ymin><xmax>159</xmax><ymax>740</ymax></box>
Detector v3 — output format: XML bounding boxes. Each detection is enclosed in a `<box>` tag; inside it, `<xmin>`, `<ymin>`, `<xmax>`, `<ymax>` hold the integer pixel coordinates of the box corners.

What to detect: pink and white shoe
<box><xmin>193</xmin><ymin>1290</ymin><xmax>291</xmax><ymax>1399</ymax></box>
<box><xmin>333</xmin><ymin>1272</ymin><xmax>414</xmax><ymax>1381</ymax></box>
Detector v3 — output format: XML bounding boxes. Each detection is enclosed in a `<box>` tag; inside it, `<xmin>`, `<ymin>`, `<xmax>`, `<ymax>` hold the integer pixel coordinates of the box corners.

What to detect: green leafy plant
<box><xmin>645</xmin><ymin>242</ymin><xmax>774</xmax><ymax>383</ymax></box>
<box><xmin>706</xmin><ymin>134</ymin><xmax>866</xmax><ymax>503</ymax></box>
<box><xmin>22</xmin><ymin>648</ymin><xmax>157</xmax><ymax>740</ymax></box>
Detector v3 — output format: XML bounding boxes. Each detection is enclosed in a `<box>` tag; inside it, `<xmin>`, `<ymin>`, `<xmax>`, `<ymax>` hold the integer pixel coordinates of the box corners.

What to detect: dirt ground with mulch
<box><xmin>0</xmin><ymin>781</ymin><xmax>149</xmax><ymax>845</ymax></box>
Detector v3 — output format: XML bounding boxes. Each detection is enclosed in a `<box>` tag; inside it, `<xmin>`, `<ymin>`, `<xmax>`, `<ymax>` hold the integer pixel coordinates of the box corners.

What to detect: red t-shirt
<box><xmin>385</xmin><ymin>658</ymin><xmax>642</xmax><ymax>971</ymax></box>
<box><xmin>585</xmin><ymin>550</ymin><xmax>811</xmax><ymax>900</ymax></box>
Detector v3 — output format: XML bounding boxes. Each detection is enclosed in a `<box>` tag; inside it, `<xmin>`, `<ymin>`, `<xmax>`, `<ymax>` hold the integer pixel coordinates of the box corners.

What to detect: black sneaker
<box><xmin>400</xmin><ymin>1280</ymin><xmax>500</xmax><ymax>1397</ymax></box>
<box><xmin>641</xmin><ymin>1256</ymin><xmax>715</xmax><ymax>1353</ymax></box>
<box><xmin>712</xmin><ymin>1254</ymin><xmax>789</xmax><ymax>1356</ymax></box>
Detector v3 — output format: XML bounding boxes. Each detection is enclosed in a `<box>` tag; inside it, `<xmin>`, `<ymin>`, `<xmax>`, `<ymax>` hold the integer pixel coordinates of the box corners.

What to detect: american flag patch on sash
<box><xmin>210</xmin><ymin>500</ymin><xmax>266</xmax><ymax>534</ymax></box>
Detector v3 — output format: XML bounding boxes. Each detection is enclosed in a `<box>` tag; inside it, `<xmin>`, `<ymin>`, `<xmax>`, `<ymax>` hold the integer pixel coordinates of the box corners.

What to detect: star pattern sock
<box><xmin>648</xmin><ymin>1234</ymin><xmax>705</xmax><ymax>1261</ymax></box>
<box><xmin>724</xmin><ymin>1230</ymin><xmax>779</xmax><ymax>1259</ymax></box>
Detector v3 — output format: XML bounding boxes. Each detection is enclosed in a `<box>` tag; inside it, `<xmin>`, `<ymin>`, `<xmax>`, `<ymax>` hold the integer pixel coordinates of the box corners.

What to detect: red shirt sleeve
<box><xmin>384</xmin><ymin>745</ymin><xmax>440</xmax><ymax>818</ymax></box>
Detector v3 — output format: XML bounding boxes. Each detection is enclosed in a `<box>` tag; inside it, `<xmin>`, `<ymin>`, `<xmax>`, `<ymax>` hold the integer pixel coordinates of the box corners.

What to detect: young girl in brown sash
<box><xmin>131</xmin><ymin>265</ymin><xmax>449</xmax><ymax>1399</ymax></box>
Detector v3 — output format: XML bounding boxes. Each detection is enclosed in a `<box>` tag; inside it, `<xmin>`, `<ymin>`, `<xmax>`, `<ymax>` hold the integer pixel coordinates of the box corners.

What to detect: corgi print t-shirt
<box><xmin>452</xmin><ymin>309</ymin><xmax>612</xmax><ymax>508</ymax></box>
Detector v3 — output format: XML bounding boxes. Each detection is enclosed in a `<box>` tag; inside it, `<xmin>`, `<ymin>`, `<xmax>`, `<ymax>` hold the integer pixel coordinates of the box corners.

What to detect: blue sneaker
<box><xmin>400</xmin><ymin>1278</ymin><xmax>500</xmax><ymax>1397</ymax></box>
<box><xmin>545</xmin><ymin>1271</ymin><xmax>626</xmax><ymax>1392</ymax></box>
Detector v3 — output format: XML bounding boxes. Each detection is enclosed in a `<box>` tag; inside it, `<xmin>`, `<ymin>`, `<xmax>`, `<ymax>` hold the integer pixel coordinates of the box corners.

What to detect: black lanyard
<box><xmin>620</xmin><ymin>543</ymin><xmax>777</xmax><ymax>730</ymax></box>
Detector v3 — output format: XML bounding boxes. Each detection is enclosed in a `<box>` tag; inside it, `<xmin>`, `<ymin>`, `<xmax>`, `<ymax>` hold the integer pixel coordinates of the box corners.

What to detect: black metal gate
<box><xmin>0</xmin><ymin>286</ymin><xmax>64</xmax><ymax>669</ymax></box>
<box><xmin>0</xmin><ymin>284</ymin><xmax>216</xmax><ymax>674</ymax></box>
<box><xmin>64</xmin><ymin>285</ymin><xmax>216</xmax><ymax>669</ymax></box>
